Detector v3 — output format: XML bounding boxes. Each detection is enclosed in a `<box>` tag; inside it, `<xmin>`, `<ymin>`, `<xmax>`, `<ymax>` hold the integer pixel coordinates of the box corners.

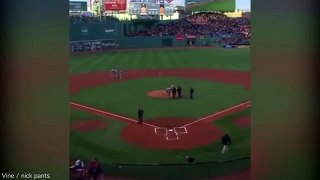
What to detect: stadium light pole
<box><xmin>99</xmin><ymin>0</ymin><xmax>103</xmax><ymax>21</ymax></box>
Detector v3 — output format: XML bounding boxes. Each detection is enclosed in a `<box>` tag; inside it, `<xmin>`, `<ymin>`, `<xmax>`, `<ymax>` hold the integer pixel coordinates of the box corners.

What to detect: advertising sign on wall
<box><xmin>176</xmin><ymin>34</ymin><xmax>184</xmax><ymax>41</ymax></box>
<box><xmin>186</xmin><ymin>35</ymin><xmax>196</xmax><ymax>39</ymax></box>
<box><xmin>101</xmin><ymin>39</ymin><xmax>117</xmax><ymax>49</ymax></box>
<box><xmin>104</xmin><ymin>0</ymin><xmax>127</xmax><ymax>10</ymax></box>
<box><xmin>69</xmin><ymin>1</ymin><xmax>87</xmax><ymax>11</ymax></box>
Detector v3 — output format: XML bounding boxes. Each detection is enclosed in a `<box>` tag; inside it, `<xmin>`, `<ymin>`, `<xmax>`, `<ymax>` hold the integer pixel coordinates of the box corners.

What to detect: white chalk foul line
<box><xmin>70</xmin><ymin>101</ymin><xmax>250</xmax><ymax>133</ymax></box>
<box><xmin>183</xmin><ymin>101</ymin><xmax>251</xmax><ymax>127</ymax></box>
<box><xmin>174</xmin><ymin>127</ymin><xmax>188</xmax><ymax>134</ymax></box>
<box><xmin>70</xmin><ymin>102</ymin><xmax>159</xmax><ymax>128</ymax></box>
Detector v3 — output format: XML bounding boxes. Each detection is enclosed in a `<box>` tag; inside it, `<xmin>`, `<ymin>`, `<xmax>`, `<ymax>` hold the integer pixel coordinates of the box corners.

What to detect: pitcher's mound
<box><xmin>71</xmin><ymin>120</ymin><xmax>107</xmax><ymax>132</ymax></box>
<box><xmin>147</xmin><ymin>90</ymin><xmax>170</xmax><ymax>99</ymax></box>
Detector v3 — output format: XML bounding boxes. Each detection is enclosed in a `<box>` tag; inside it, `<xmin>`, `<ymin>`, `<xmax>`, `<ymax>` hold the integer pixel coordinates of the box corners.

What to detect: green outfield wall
<box><xmin>69</xmin><ymin>22</ymin><xmax>213</xmax><ymax>53</ymax></box>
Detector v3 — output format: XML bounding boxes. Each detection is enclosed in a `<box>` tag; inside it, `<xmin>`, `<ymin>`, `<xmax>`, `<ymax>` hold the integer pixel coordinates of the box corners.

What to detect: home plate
<box><xmin>166</xmin><ymin>129</ymin><xmax>178</xmax><ymax>140</ymax></box>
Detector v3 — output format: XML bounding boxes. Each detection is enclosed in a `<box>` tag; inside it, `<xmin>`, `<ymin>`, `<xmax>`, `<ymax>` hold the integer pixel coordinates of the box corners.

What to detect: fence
<box><xmin>69</xmin><ymin>39</ymin><xmax>117</xmax><ymax>54</ymax></box>
<box><xmin>103</xmin><ymin>157</ymin><xmax>250</xmax><ymax>180</ymax></box>
<box><xmin>70</xmin><ymin>21</ymin><xmax>217</xmax><ymax>54</ymax></box>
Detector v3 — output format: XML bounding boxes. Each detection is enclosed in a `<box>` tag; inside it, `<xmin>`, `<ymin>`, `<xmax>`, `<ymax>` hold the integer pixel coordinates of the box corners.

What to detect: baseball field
<box><xmin>187</xmin><ymin>0</ymin><xmax>235</xmax><ymax>12</ymax></box>
<box><xmin>70</xmin><ymin>47</ymin><xmax>251</xmax><ymax>179</ymax></box>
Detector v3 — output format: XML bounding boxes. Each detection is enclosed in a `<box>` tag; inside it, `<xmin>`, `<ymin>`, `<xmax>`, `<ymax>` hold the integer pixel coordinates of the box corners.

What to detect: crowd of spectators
<box><xmin>130</xmin><ymin>12</ymin><xmax>250</xmax><ymax>45</ymax></box>
<box><xmin>69</xmin><ymin>12</ymin><xmax>250</xmax><ymax>45</ymax></box>
<box><xmin>70</xmin><ymin>158</ymin><xmax>103</xmax><ymax>180</ymax></box>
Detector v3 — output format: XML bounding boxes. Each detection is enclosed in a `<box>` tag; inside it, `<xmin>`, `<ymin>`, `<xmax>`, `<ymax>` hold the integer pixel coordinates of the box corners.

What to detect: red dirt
<box><xmin>70</xmin><ymin>68</ymin><xmax>250</xmax><ymax>149</ymax></box>
<box><xmin>233</xmin><ymin>116</ymin><xmax>251</xmax><ymax>128</ymax></box>
<box><xmin>71</xmin><ymin>120</ymin><xmax>107</xmax><ymax>132</ymax></box>
<box><xmin>70</xmin><ymin>68</ymin><xmax>250</xmax><ymax>95</ymax></box>
<box><xmin>120</xmin><ymin>117</ymin><xmax>222</xmax><ymax>150</ymax></box>
<box><xmin>147</xmin><ymin>90</ymin><xmax>170</xmax><ymax>98</ymax></box>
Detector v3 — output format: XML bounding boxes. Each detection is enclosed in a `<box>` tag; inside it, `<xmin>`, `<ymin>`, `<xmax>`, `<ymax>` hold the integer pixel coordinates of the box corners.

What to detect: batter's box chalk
<box><xmin>174</xmin><ymin>127</ymin><xmax>188</xmax><ymax>134</ymax></box>
<box><xmin>166</xmin><ymin>130</ymin><xmax>179</xmax><ymax>140</ymax></box>
<box><xmin>155</xmin><ymin>127</ymin><xmax>167</xmax><ymax>134</ymax></box>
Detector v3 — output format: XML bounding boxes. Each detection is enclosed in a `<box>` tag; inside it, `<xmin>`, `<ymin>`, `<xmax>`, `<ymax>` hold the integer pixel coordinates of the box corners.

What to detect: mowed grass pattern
<box><xmin>188</xmin><ymin>0</ymin><xmax>236</xmax><ymax>12</ymax></box>
<box><xmin>70</xmin><ymin>48</ymin><xmax>250</xmax><ymax>74</ymax></box>
<box><xmin>71</xmin><ymin>77</ymin><xmax>249</xmax><ymax>120</ymax></box>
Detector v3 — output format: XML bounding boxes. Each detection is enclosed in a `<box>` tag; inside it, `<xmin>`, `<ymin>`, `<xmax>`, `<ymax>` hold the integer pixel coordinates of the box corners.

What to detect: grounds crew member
<box><xmin>221</xmin><ymin>133</ymin><xmax>232</xmax><ymax>154</ymax></box>
<box><xmin>119</xmin><ymin>69</ymin><xmax>123</xmax><ymax>79</ymax></box>
<box><xmin>137</xmin><ymin>108</ymin><xmax>144</xmax><ymax>124</ymax></box>
<box><xmin>172</xmin><ymin>87</ymin><xmax>177</xmax><ymax>99</ymax></box>
<box><xmin>177</xmin><ymin>86</ymin><xmax>182</xmax><ymax>98</ymax></box>
<box><xmin>185</xmin><ymin>155</ymin><xmax>195</xmax><ymax>163</ymax></box>
<box><xmin>190</xmin><ymin>87</ymin><xmax>194</xmax><ymax>99</ymax></box>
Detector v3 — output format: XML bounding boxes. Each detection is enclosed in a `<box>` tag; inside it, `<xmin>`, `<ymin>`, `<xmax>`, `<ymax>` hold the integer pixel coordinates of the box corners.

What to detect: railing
<box><xmin>69</xmin><ymin>39</ymin><xmax>118</xmax><ymax>55</ymax></box>
<box><xmin>118</xmin><ymin>156</ymin><xmax>250</xmax><ymax>167</ymax></box>
<box><xmin>103</xmin><ymin>157</ymin><xmax>250</xmax><ymax>179</ymax></box>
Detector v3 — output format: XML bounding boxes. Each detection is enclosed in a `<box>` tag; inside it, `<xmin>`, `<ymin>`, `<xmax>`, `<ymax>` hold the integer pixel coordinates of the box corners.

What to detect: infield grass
<box><xmin>71</xmin><ymin>77</ymin><xmax>249</xmax><ymax>120</ymax></box>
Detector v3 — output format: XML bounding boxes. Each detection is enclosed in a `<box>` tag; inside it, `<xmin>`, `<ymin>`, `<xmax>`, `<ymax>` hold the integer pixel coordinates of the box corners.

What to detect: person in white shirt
<box><xmin>70</xmin><ymin>159</ymin><xmax>84</xmax><ymax>172</ymax></box>
<box><xmin>119</xmin><ymin>70</ymin><xmax>123</xmax><ymax>79</ymax></box>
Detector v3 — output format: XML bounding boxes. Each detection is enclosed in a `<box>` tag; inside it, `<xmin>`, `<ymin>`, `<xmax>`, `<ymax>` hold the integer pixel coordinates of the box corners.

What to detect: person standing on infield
<box><xmin>221</xmin><ymin>133</ymin><xmax>232</xmax><ymax>154</ymax></box>
<box><xmin>172</xmin><ymin>87</ymin><xmax>177</xmax><ymax>99</ymax></box>
<box><xmin>119</xmin><ymin>69</ymin><xmax>123</xmax><ymax>79</ymax></box>
<box><xmin>177</xmin><ymin>86</ymin><xmax>182</xmax><ymax>98</ymax></box>
<box><xmin>137</xmin><ymin>108</ymin><xmax>144</xmax><ymax>124</ymax></box>
<box><xmin>190</xmin><ymin>87</ymin><xmax>194</xmax><ymax>99</ymax></box>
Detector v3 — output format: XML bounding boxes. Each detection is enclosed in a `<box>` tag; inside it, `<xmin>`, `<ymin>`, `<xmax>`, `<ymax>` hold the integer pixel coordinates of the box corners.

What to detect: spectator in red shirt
<box><xmin>88</xmin><ymin>158</ymin><xmax>102</xmax><ymax>180</ymax></box>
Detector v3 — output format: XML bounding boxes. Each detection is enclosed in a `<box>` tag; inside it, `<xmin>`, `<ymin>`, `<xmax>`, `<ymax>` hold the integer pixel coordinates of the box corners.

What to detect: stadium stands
<box><xmin>70</xmin><ymin>12</ymin><xmax>250</xmax><ymax>46</ymax></box>
<box><xmin>129</xmin><ymin>12</ymin><xmax>250</xmax><ymax>45</ymax></box>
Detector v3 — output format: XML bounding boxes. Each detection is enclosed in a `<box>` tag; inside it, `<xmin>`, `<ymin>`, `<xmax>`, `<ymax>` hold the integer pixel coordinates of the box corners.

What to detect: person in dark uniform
<box><xmin>137</xmin><ymin>108</ymin><xmax>144</xmax><ymax>124</ymax></box>
<box><xmin>190</xmin><ymin>87</ymin><xmax>194</xmax><ymax>99</ymax></box>
<box><xmin>185</xmin><ymin>155</ymin><xmax>195</xmax><ymax>163</ymax></box>
<box><xmin>221</xmin><ymin>133</ymin><xmax>232</xmax><ymax>154</ymax></box>
<box><xmin>172</xmin><ymin>87</ymin><xmax>177</xmax><ymax>99</ymax></box>
<box><xmin>177</xmin><ymin>86</ymin><xmax>182</xmax><ymax>98</ymax></box>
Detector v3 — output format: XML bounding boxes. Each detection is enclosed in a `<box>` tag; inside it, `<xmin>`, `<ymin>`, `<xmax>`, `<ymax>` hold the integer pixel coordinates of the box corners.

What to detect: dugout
<box><xmin>186</xmin><ymin>35</ymin><xmax>197</xmax><ymax>46</ymax></box>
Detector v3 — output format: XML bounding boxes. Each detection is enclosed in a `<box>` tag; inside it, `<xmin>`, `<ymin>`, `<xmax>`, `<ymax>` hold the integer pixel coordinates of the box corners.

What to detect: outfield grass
<box><xmin>70</xmin><ymin>48</ymin><xmax>250</xmax><ymax>74</ymax></box>
<box><xmin>187</xmin><ymin>0</ymin><xmax>235</xmax><ymax>12</ymax></box>
<box><xmin>71</xmin><ymin>77</ymin><xmax>249</xmax><ymax>120</ymax></box>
